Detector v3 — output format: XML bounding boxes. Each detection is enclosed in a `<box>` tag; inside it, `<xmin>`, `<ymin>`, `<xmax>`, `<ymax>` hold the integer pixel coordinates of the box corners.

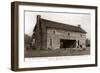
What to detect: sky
<box><xmin>25</xmin><ymin>11</ymin><xmax>91</xmax><ymax>39</ymax></box>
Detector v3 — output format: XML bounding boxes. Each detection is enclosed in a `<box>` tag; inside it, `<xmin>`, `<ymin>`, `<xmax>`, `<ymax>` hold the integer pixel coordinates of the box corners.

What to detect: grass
<box><xmin>24</xmin><ymin>47</ymin><xmax>90</xmax><ymax>58</ymax></box>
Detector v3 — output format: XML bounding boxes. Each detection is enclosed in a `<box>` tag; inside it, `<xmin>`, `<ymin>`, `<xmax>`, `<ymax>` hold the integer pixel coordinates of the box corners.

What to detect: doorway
<box><xmin>60</xmin><ymin>39</ymin><xmax>76</xmax><ymax>48</ymax></box>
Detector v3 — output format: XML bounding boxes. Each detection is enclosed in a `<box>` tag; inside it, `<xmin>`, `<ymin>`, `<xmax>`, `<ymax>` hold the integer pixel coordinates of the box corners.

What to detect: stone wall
<box><xmin>47</xmin><ymin>28</ymin><xmax>86</xmax><ymax>49</ymax></box>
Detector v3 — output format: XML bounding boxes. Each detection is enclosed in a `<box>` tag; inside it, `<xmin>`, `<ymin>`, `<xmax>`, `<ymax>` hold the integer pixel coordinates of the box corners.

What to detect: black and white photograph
<box><xmin>24</xmin><ymin>11</ymin><xmax>91</xmax><ymax>58</ymax></box>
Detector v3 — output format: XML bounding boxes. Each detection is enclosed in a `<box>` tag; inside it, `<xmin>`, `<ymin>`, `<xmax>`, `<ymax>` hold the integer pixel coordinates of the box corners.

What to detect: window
<box><xmin>53</xmin><ymin>30</ymin><xmax>55</xmax><ymax>34</ymax></box>
<box><xmin>80</xmin><ymin>34</ymin><xmax>82</xmax><ymax>37</ymax></box>
<box><xmin>68</xmin><ymin>33</ymin><xmax>70</xmax><ymax>36</ymax></box>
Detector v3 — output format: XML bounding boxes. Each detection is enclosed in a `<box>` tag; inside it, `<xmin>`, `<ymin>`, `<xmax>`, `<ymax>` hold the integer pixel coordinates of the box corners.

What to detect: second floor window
<box><xmin>53</xmin><ymin>30</ymin><xmax>55</xmax><ymax>34</ymax></box>
<box><xmin>80</xmin><ymin>34</ymin><xmax>82</xmax><ymax>37</ymax></box>
<box><xmin>68</xmin><ymin>33</ymin><xmax>70</xmax><ymax>36</ymax></box>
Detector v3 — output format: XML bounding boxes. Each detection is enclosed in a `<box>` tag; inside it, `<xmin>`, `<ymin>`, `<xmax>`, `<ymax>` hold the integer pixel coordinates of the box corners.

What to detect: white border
<box><xmin>18</xmin><ymin>5</ymin><xmax>96</xmax><ymax>68</ymax></box>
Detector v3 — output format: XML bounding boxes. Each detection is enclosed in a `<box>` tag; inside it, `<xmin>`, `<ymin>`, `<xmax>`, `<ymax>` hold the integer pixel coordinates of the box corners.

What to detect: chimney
<box><xmin>37</xmin><ymin>15</ymin><xmax>41</xmax><ymax>24</ymax></box>
<box><xmin>78</xmin><ymin>24</ymin><xmax>81</xmax><ymax>28</ymax></box>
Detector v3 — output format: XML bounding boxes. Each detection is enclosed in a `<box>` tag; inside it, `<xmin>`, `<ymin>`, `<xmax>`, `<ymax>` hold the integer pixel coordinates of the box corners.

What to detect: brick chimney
<box><xmin>36</xmin><ymin>15</ymin><xmax>41</xmax><ymax>24</ymax></box>
<box><xmin>78</xmin><ymin>24</ymin><xmax>81</xmax><ymax>28</ymax></box>
<box><xmin>33</xmin><ymin>15</ymin><xmax>41</xmax><ymax>32</ymax></box>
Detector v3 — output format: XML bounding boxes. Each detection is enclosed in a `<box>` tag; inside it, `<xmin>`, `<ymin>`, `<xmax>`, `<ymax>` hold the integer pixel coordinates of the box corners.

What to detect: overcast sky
<box><xmin>25</xmin><ymin>11</ymin><xmax>91</xmax><ymax>39</ymax></box>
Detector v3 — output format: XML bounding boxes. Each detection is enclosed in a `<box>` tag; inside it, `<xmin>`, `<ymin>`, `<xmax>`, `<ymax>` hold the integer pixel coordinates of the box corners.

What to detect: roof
<box><xmin>41</xmin><ymin>19</ymin><xmax>86</xmax><ymax>33</ymax></box>
<box><xmin>33</xmin><ymin>17</ymin><xmax>86</xmax><ymax>33</ymax></box>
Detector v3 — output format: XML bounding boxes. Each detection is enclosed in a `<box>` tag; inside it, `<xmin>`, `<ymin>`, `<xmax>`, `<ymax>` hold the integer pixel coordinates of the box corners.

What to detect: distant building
<box><xmin>32</xmin><ymin>15</ymin><xmax>87</xmax><ymax>50</ymax></box>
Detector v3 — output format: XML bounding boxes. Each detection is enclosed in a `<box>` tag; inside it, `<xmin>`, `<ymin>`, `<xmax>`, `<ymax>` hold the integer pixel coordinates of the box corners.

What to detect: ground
<box><xmin>24</xmin><ymin>47</ymin><xmax>90</xmax><ymax>58</ymax></box>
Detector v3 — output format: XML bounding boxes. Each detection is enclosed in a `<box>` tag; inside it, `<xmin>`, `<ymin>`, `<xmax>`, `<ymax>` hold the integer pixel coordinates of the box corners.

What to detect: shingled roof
<box><xmin>41</xmin><ymin>19</ymin><xmax>86</xmax><ymax>33</ymax></box>
<box><xmin>34</xmin><ymin>15</ymin><xmax>86</xmax><ymax>33</ymax></box>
